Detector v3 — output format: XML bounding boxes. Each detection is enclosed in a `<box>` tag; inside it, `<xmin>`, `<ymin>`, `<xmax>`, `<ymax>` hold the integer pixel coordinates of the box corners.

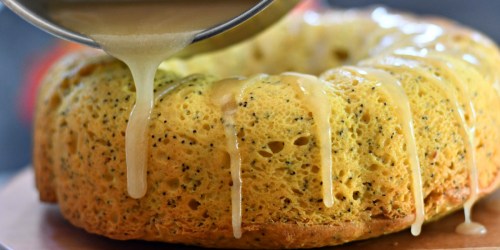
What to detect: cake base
<box><xmin>1</xmin><ymin>168</ymin><xmax>499</xmax><ymax>250</ymax></box>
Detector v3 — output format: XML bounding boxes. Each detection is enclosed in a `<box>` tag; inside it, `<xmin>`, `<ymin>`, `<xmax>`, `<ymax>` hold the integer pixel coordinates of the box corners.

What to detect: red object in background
<box><xmin>18</xmin><ymin>41</ymin><xmax>83</xmax><ymax>123</ymax></box>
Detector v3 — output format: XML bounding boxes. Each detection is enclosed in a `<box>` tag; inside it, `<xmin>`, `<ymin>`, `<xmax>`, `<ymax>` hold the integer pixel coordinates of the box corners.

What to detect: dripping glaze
<box><xmin>282</xmin><ymin>73</ymin><xmax>335</xmax><ymax>208</ymax></box>
<box><xmin>366</xmin><ymin>55</ymin><xmax>486</xmax><ymax>235</ymax></box>
<box><xmin>367</xmin><ymin>10</ymin><xmax>496</xmax><ymax>234</ymax></box>
<box><xmin>392</xmin><ymin>51</ymin><xmax>486</xmax><ymax>235</ymax></box>
<box><xmin>49</xmin><ymin>1</ymin><xmax>257</xmax><ymax>198</ymax></box>
<box><xmin>344</xmin><ymin>66</ymin><xmax>425</xmax><ymax>236</ymax></box>
<box><xmin>210</xmin><ymin>75</ymin><xmax>266</xmax><ymax>238</ymax></box>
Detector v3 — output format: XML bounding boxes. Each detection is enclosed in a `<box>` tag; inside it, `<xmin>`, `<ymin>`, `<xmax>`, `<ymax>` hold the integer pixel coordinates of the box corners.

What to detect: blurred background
<box><xmin>0</xmin><ymin>0</ymin><xmax>499</xmax><ymax>187</ymax></box>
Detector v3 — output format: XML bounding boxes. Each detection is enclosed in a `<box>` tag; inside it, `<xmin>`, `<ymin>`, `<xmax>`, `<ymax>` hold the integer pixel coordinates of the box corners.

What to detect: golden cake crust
<box><xmin>34</xmin><ymin>8</ymin><xmax>500</xmax><ymax>249</ymax></box>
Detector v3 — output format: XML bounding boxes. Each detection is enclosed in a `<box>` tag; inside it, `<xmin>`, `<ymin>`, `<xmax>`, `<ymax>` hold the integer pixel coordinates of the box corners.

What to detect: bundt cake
<box><xmin>33</xmin><ymin>6</ymin><xmax>500</xmax><ymax>249</ymax></box>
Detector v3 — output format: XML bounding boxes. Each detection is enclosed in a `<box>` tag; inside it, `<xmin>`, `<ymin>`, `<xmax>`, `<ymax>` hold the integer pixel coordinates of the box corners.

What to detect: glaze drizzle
<box><xmin>345</xmin><ymin>66</ymin><xmax>425</xmax><ymax>236</ymax></box>
<box><xmin>283</xmin><ymin>72</ymin><xmax>335</xmax><ymax>207</ymax></box>
<box><xmin>210</xmin><ymin>75</ymin><xmax>264</xmax><ymax>238</ymax></box>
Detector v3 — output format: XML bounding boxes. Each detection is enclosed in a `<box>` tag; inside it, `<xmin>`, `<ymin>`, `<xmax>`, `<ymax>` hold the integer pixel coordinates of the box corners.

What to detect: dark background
<box><xmin>0</xmin><ymin>0</ymin><xmax>499</xmax><ymax>186</ymax></box>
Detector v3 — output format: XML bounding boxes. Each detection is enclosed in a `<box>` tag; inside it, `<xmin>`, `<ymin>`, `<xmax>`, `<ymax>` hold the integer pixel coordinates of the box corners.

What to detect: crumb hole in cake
<box><xmin>258</xmin><ymin>150</ymin><xmax>273</xmax><ymax>158</ymax></box>
<box><xmin>464</xmin><ymin>113</ymin><xmax>471</xmax><ymax>123</ymax></box>
<box><xmin>167</xmin><ymin>178</ymin><xmax>180</xmax><ymax>191</ymax></box>
<box><xmin>335</xmin><ymin>192</ymin><xmax>345</xmax><ymax>200</ymax></box>
<box><xmin>370</xmin><ymin>213</ymin><xmax>390</xmax><ymax>220</ymax></box>
<box><xmin>202</xmin><ymin>210</ymin><xmax>209</xmax><ymax>218</ymax></box>
<box><xmin>202</xmin><ymin>123</ymin><xmax>210</xmax><ymax>131</ymax></box>
<box><xmin>294</xmin><ymin>136</ymin><xmax>309</xmax><ymax>146</ymax></box>
<box><xmin>352</xmin><ymin>191</ymin><xmax>361</xmax><ymax>200</ymax></box>
<box><xmin>311</xmin><ymin>165</ymin><xmax>320</xmax><ymax>173</ymax></box>
<box><xmin>395</xmin><ymin>127</ymin><xmax>403</xmax><ymax>135</ymax></box>
<box><xmin>424</xmin><ymin>191</ymin><xmax>440</xmax><ymax>205</ymax></box>
<box><xmin>221</xmin><ymin>151</ymin><xmax>230</xmax><ymax>169</ymax></box>
<box><xmin>380</xmin><ymin>154</ymin><xmax>391</xmax><ymax>164</ymax></box>
<box><xmin>368</xmin><ymin>164</ymin><xmax>381</xmax><ymax>171</ymax></box>
<box><xmin>361</xmin><ymin>112</ymin><xmax>371</xmax><ymax>123</ymax></box>
<box><xmin>88</xmin><ymin>131</ymin><xmax>96</xmax><ymax>140</ymax></box>
<box><xmin>60</xmin><ymin>78</ymin><xmax>70</xmax><ymax>93</ymax></box>
<box><xmin>292</xmin><ymin>188</ymin><xmax>303</xmax><ymax>195</ymax></box>
<box><xmin>345</xmin><ymin>105</ymin><xmax>352</xmax><ymax>113</ymax></box>
<box><xmin>282</xmin><ymin>197</ymin><xmax>292</xmax><ymax>208</ymax></box>
<box><xmin>188</xmin><ymin>199</ymin><xmax>201</xmax><ymax>210</ymax></box>
<box><xmin>339</xmin><ymin>170</ymin><xmax>346</xmax><ymax>178</ymax></box>
<box><xmin>67</xmin><ymin>133</ymin><xmax>77</xmax><ymax>154</ymax></box>
<box><xmin>449</xmin><ymin>162</ymin><xmax>455</xmax><ymax>170</ymax></box>
<box><xmin>162</xmin><ymin>137</ymin><xmax>171</xmax><ymax>144</ymax></box>
<box><xmin>377</xmin><ymin>97</ymin><xmax>387</xmax><ymax>103</ymax></box>
<box><xmin>48</xmin><ymin>94</ymin><xmax>62</xmax><ymax>109</ymax></box>
<box><xmin>356</xmin><ymin>128</ymin><xmax>363</xmax><ymax>136</ymax></box>
<box><xmin>59</xmin><ymin>120</ymin><xmax>68</xmax><ymax>127</ymax></box>
<box><xmin>268</xmin><ymin>141</ymin><xmax>284</xmax><ymax>153</ymax></box>
<box><xmin>237</xmin><ymin>129</ymin><xmax>245</xmax><ymax>139</ymax></box>
<box><xmin>85</xmin><ymin>104</ymin><xmax>93</xmax><ymax>112</ymax></box>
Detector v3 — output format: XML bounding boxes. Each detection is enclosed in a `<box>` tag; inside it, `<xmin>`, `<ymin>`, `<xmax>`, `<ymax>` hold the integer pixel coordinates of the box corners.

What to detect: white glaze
<box><xmin>345</xmin><ymin>66</ymin><xmax>425</xmax><ymax>236</ymax></box>
<box><xmin>386</xmin><ymin>50</ymin><xmax>486</xmax><ymax>235</ymax></box>
<box><xmin>455</xmin><ymin>221</ymin><xmax>487</xmax><ymax>235</ymax></box>
<box><xmin>210</xmin><ymin>75</ymin><xmax>265</xmax><ymax>238</ymax></box>
<box><xmin>282</xmin><ymin>73</ymin><xmax>334</xmax><ymax>207</ymax></box>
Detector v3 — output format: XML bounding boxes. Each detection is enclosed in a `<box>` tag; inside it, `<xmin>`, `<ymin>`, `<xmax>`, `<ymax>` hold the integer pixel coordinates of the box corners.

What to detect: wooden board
<box><xmin>0</xmin><ymin>168</ymin><xmax>499</xmax><ymax>250</ymax></box>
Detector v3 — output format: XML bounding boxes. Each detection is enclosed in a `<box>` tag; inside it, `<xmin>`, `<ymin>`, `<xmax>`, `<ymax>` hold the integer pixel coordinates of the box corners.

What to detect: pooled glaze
<box><xmin>455</xmin><ymin>222</ymin><xmax>487</xmax><ymax>235</ymax></box>
<box><xmin>282</xmin><ymin>73</ymin><xmax>334</xmax><ymax>207</ymax></box>
<box><xmin>345</xmin><ymin>66</ymin><xmax>425</xmax><ymax>236</ymax></box>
